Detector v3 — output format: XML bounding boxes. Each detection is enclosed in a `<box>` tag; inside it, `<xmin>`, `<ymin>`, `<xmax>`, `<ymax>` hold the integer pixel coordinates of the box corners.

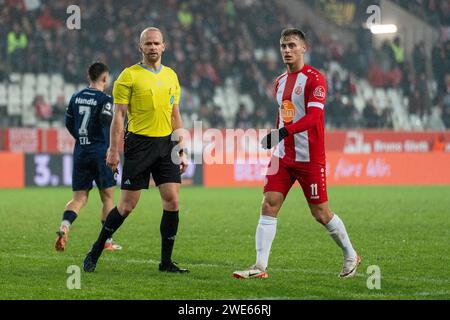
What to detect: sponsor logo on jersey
<box><xmin>281</xmin><ymin>100</ymin><xmax>296</xmax><ymax>123</ymax></box>
<box><xmin>75</xmin><ymin>97</ymin><xmax>98</xmax><ymax>106</ymax></box>
<box><xmin>294</xmin><ymin>85</ymin><xmax>302</xmax><ymax>95</ymax></box>
<box><xmin>101</xmin><ymin>102</ymin><xmax>113</xmax><ymax>116</ymax></box>
<box><xmin>313</xmin><ymin>86</ymin><xmax>326</xmax><ymax>101</ymax></box>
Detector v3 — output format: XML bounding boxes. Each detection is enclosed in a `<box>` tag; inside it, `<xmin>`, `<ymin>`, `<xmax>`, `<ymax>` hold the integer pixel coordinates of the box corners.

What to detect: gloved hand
<box><xmin>260</xmin><ymin>127</ymin><xmax>289</xmax><ymax>149</ymax></box>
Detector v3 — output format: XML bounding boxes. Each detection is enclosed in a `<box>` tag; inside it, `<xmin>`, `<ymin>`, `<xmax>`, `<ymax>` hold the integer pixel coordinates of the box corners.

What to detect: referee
<box><xmin>84</xmin><ymin>27</ymin><xmax>189</xmax><ymax>273</ymax></box>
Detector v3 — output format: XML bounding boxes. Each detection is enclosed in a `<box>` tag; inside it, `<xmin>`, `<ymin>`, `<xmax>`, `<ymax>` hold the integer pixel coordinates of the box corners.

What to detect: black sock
<box><xmin>92</xmin><ymin>207</ymin><xmax>125</xmax><ymax>254</ymax></box>
<box><xmin>102</xmin><ymin>220</ymin><xmax>113</xmax><ymax>241</ymax></box>
<box><xmin>160</xmin><ymin>210</ymin><xmax>179</xmax><ymax>265</ymax></box>
<box><xmin>62</xmin><ymin>210</ymin><xmax>78</xmax><ymax>225</ymax></box>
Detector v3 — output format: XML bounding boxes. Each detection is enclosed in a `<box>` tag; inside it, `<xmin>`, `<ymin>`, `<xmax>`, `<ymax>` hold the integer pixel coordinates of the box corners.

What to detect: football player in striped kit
<box><xmin>233</xmin><ymin>28</ymin><xmax>360</xmax><ymax>279</ymax></box>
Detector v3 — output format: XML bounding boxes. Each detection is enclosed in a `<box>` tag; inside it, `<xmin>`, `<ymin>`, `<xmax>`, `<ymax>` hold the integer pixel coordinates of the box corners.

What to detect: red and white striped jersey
<box><xmin>273</xmin><ymin>64</ymin><xmax>327</xmax><ymax>165</ymax></box>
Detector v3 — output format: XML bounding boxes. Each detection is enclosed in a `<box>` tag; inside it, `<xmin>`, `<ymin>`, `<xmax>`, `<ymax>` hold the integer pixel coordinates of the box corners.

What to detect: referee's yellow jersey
<box><xmin>113</xmin><ymin>63</ymin><xmax>181</xmax><ymax>137</ymax></box>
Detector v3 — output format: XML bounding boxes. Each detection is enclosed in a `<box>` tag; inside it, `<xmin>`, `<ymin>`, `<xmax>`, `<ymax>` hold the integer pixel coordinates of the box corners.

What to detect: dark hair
<box><xmin>88</xmin><ymin>62</ymin><xmax>109</xmax><ymax>81</ymax></box>
<box><xmin>280</xmin><ymin>28</ymin><xmax>306</xmax><ymax>42</ymax></box>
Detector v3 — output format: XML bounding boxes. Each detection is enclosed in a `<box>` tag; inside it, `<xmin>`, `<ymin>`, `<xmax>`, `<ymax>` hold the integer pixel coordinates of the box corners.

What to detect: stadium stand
<box><xmin>0</xmin><ymin>0</ymin><xmax>448</xmax><ymax>130</ymax></box>
<box><xmin>391</xmin><ymin>0</ymin><xmax>449</xmax><ymax>27</ymax></box>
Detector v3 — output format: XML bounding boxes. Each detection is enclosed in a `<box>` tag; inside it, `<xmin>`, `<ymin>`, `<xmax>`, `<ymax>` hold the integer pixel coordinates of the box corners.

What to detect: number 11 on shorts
<box><xmin>310</xmin><ymin>183</ymin><xmax>318</xmax><ymax>197</ymax></box>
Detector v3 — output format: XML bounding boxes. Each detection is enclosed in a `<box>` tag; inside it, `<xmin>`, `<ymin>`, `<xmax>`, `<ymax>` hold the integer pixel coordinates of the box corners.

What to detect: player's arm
<box><xmin>171</xmin><ymin>103</ymin><xmax>188</xmax><ymax>174</ymax></box>
<box><xmin>106</xmin><ymin>103</ymin><xmax>127</xmax><ymax>172</ymax></box>
<box><xmin>261</xmin><ymin>109</ymin><xmax>323</xmax><ymax>149</ymax></box>
<box><xmin>171</xmin><ymin>74</ymin><xmax>183</xmax><ymax>134</ymax></box>
<box><xmin>107</xmin><ymin>68</ymin><xmax>132</xmax><ymax>172</ymax></box>
<box><xmin>100</xmin><ymin>98</ymin><xmax>114</xmax><ymax>127</ymax></box>
<box><xmin>65</xmin><ymin>96</ymin><xmax>77</xmax><ymax>138</ymax></box>
<box><xmin>171</xmin><ymin>103</ymin><xmax>185</xmax><ymax>153</ymax></box>
<box><xmin>284</xmin><ymin>107</ymin><xmax>323</xmax><ymax>134</ymax></box>
<box><xmin>171</xmin><ymin>104</ymin><xmax>183</xmax><ymax>131</ymax></box>
<box><xmin>170</xmin><ymin>74</ymin><xmax>188</xmax><ymax>173</ymax></box>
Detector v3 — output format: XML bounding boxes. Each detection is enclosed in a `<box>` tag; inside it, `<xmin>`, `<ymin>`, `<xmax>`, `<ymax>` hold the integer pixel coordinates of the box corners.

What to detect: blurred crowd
<box><xmin>391</xmin><ymin>0</ymin><xmax>449</xmax><ymax>27</ymax></box>
<box><xmin>0</xmin><ymin>0</ymin><xmax>449</xmax><ymax>130</ymax></box>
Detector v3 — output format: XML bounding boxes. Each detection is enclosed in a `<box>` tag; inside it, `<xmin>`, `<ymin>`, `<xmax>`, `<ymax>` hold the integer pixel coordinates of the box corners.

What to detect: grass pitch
<box><xmin>0</xmin><ymin>186</ymin><xmax>449</xmax><ymax>300</ymax></box>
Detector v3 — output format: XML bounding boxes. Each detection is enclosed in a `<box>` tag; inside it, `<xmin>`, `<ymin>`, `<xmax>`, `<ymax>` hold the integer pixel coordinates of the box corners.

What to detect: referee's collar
<box><xmin>138</xmin><ymin>62</ymin><xmax>163</xmax><ymax>74</ymax></box>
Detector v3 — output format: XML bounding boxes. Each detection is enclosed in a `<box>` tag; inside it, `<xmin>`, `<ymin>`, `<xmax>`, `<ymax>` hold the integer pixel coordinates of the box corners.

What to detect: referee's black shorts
<box><xmin>121</xmin><ymin>132</ymin><xmax>181</xmax><ymax>190</ymax></box>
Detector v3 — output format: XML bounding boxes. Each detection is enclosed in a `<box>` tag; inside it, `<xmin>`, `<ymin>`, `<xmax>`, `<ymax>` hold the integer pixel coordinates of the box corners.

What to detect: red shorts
<box><xmin>263</xmin><ymin>157</ymin><xmax>328</xmax><ymax>204</ymax></box>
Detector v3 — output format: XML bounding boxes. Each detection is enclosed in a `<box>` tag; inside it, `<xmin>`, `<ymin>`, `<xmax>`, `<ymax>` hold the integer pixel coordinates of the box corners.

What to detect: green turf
<box><xmin>0</xmin><ymin>186</ymin><xmax>449</xmax><ymax>300</ymax></box>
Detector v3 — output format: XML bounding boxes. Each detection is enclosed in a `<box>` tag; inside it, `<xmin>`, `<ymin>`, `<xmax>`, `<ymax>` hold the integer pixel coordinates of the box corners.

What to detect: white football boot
<box><xmin>339</xmin><ymin>254</ymin><xmax>361</xmax><ymax>278</ymax></box>
<box><xmin>233</xmin><ymin>264</ymin><xmax>269</xmax><ymax>279</ymax></box>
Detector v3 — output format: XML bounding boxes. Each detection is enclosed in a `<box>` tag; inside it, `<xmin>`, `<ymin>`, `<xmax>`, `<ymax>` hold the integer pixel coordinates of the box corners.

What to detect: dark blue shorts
<box><xmin>72</xmin><ymin>154</ymin><xmax>116</xmax><ymax>191</ymax></box>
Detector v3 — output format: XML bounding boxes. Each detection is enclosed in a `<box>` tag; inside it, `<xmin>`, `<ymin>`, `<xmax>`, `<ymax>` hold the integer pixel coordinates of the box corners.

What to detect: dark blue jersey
<box><xmin>65</xmin><ymin>87</ymin><xmax>113</xmax><ymax>155</ymax></box>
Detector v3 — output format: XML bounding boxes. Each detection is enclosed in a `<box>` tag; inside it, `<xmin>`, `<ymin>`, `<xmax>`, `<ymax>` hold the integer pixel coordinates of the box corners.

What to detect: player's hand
<box><xmin>179</xmin><ymin>152</ymin><xmax>188</xmax><ymax>174</ymax></box>
<box><xmin>261</xmin><ymin>127</ymin><xmax>289</xmax><ymax>149</ymax></box>
<box><xmin>106</xmin><ymin>148</ymin><xmax>120</xmax><ymax>173</ymax></box>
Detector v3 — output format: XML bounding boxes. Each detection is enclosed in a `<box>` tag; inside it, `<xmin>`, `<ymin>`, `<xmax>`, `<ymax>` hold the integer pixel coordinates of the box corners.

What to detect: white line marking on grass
<box><xmin>5</xmin><ymin>253</ymin><xmax>450</xmax><ymax>286</ymax></box>
<box><xmin>363</xmin><ymin>291</ymin><xmax>450</xmax><ymax>297</ymax></box>
<box><xmin>122</xmin><ymin>258</ymin><xmax>450</xmax><ymax>286</ymax></box>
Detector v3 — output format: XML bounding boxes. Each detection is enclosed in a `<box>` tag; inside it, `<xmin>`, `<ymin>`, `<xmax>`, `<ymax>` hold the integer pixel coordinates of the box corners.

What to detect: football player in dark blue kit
<box><xmin>55</xmin><ymin>62</ymin><xmax>122</xmax><ymax>252</ymax></box>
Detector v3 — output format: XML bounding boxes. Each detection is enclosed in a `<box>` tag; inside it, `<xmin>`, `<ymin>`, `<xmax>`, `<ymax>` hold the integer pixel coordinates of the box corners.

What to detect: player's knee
<box><xmin>100</xmin><ymin>192</ymin><xmax>114</xmax><ymax>204</ymax></box>
<box><xmin>311</xmin><ymin>206</ymin><xmax>332</xmax><ymax>225</ymax></box>
<box><xmin>101</xmin><ymin>196</ymin><xmax>114</xmax><ymax>208</ymax></box>
<box><xmin>163</xmin><ymin>198</ymin><xmax>179</xmax><ymax>211</ymax></box>
<box><xmin>69</xmin><ymin>195</ymin><xmax>88</xmax><ymax>210</ymax></box>
<box><xmin>119</xmin><ymin>199</ymin><xmax>137</xmax><ymax>216</ymax></box>
<box><xmin>314</xmin><ymin>215</ymin><xmax>327</xmax><ymax>225</ymax></box>
<box><xmin>261</xmin><ymin>199</ymin><xmax>281</xmax><ymax>215</ymax></box>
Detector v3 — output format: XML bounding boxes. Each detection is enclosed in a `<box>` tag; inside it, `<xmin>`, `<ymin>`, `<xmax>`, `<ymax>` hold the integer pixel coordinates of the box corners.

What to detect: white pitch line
<box><xmin>122</xmin><ymin>258</ymin><xmax>450</xmax><ymax>285</ymax></box>
<box><xmin>356</xmin><ymin>291</ymin><xmax>450</xmax><ymax>297</ymax></box>
<box><xmin>4</xmin><ymin>253</ymin><xmax>450</xmax><ymax>285</ymax></box>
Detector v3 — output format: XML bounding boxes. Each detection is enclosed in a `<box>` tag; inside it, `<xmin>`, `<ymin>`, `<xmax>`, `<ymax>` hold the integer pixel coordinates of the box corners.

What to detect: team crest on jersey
<box><xmin>313</xmin><ymin>86</ymin><xmax>326</xmax><ymax>100</ymax></box>
<box><xmin>281</xmin><ymin>100</ymin><xmax>295</xmax><ymax>123</ymax></box>
<box><xmin>294</xmin><ymin>85</ymin><xmax>302</xmax><ymax>95</ymax></box>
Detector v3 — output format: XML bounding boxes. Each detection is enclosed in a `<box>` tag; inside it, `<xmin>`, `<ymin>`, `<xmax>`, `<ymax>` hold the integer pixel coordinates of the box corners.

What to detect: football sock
<box><xmin>61</xmin><ymin>210</ymin><xmax>78</xmax><ymax>228</ymax></box>
<box><xmin>160</xmin><ymin>210</ymin><xmax>179</xmax><ymax>265</ymax></box>
<box><xmin>92</xmin><ymin>207</ymin><xmax>125</xmax><ymax>254</ymax></box>
<box><xmin>255</xmin><ymin>215</ymin><xmax>277</xmax><ymax>270</ymax></box>
<box><xmin>325</xmin><ymin>213</ymin><xmax>357</xmax><ymax>260</ymax></box>
<box><xmin>101</xmin><ymin>220</ymin><xmax>112</xmax><ymax>242</ymax></box>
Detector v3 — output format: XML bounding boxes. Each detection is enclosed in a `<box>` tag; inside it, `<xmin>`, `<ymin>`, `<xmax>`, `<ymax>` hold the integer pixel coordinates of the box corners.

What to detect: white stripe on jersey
<box><xmin>307</xmin><ymin>102</ymin><xmax>324</xmax><ymax>109</ymax></box>
<box><xmin>294</xmin><ymin>131</ymin><xmax>310</xmax><ymax>162</ymax></box>
<box><xmin>274</xmin><ymin>73</ymin><xmax>288</xmax><ymax>159</ymax></box>
<box><xmin>275</xmin><ymin>73</ymin><xmax>288</xmax><ymax>106</ymax></box>
<box><xmin>291</xmin><ymin>73</ymin><xmax>310</xmax><ymax>162</ymax></box>
<box><xmin>274</xmin><ymin>72</ymin><xmax>312</xmax><ymax>162</ymax></box>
